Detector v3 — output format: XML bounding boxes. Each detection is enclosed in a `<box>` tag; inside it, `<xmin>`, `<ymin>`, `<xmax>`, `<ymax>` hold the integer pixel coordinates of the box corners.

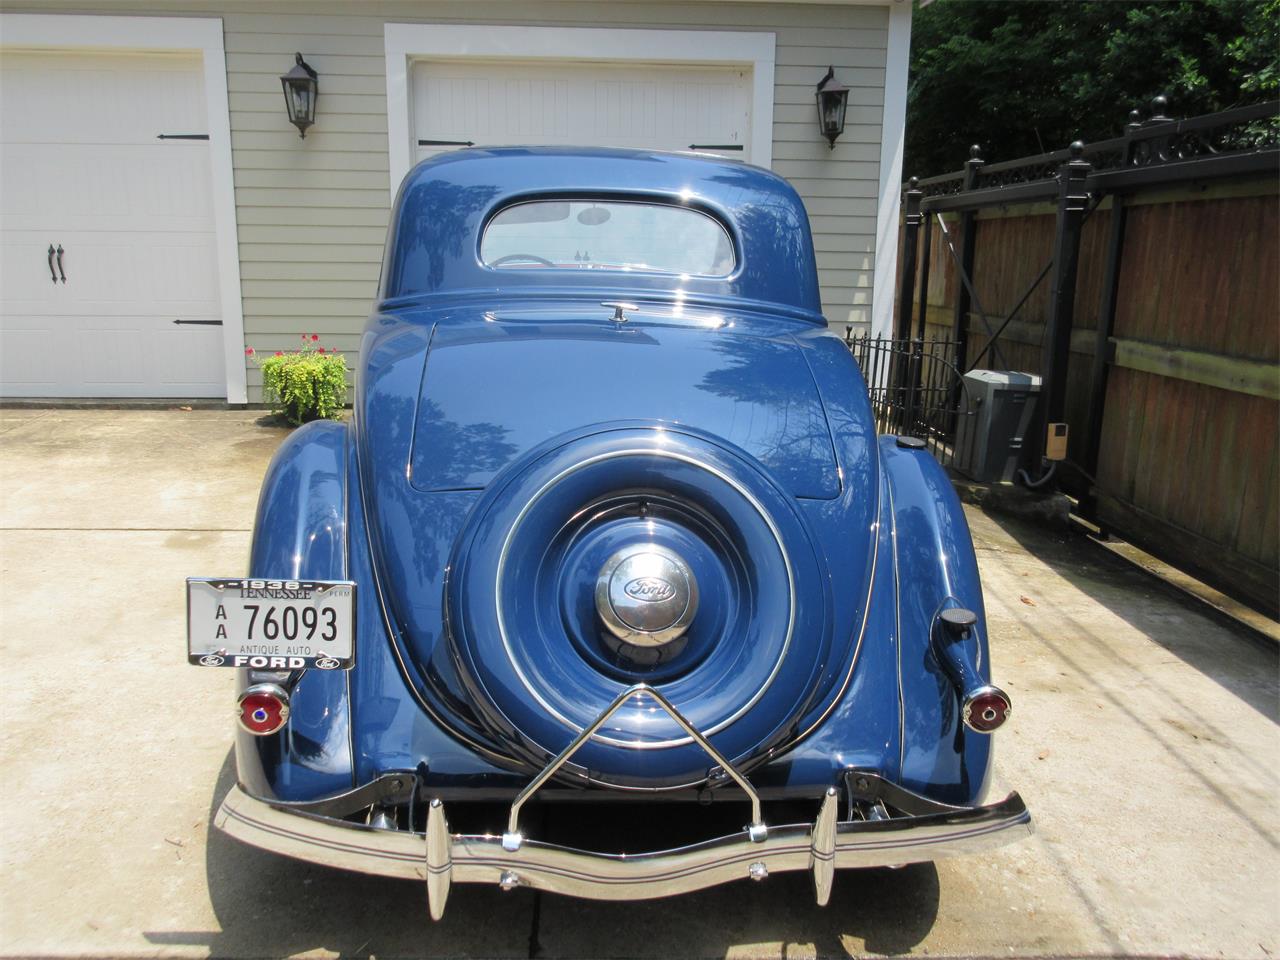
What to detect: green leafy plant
<box><xmin>247</xmin><ymin>334</ymin><xmax>347</xmax><ymax>426</ymax></box>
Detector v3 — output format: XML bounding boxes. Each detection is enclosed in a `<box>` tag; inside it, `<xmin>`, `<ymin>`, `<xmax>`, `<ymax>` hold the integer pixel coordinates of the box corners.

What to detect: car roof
<box><xmin>379</xmin><ymin>146</ymin><xmax>824</xmax><ymax>323</ymax></box>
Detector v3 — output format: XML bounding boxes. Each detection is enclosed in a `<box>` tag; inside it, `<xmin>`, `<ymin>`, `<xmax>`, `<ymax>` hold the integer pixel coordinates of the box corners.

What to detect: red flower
<box><xmin>274</xmin><ymin>351</ymin><xmax>283</xmax><ymax>356</ymax></box>
<box><xmin>317</xmin><ymin>347</ymin><xmax>325</xmax><ymax>353</ymax></box>
<box><xmin>245</xmin><ymin>346</ymin><xmax>255</xmax><ymax>356</ymax></box>
<box><xmin>311</xmin><ymin>334</ymin><xmax>320</xmax><ymax>341</ymax></box>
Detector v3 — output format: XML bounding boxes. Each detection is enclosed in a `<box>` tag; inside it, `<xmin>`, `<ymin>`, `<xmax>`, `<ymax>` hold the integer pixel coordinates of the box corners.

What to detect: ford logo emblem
<box><xmin>624</xmin><ymin>577</ymin><xmax>676</xmax><ymax>603</ymax></box>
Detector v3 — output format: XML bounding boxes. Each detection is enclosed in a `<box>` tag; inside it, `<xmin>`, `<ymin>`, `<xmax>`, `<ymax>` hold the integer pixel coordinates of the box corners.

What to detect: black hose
<box><xmin>1017</xmin><ymin>460</ymin><xmax>1058</xmax><ymax>489</ymax></box>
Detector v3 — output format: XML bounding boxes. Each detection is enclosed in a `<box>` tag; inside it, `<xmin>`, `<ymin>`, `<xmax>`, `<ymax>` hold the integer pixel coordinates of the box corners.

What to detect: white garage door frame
<box><xmin>383</xmin><ymin>23</ymin><xmax>776</xmax><ymax>198</ymax></box>
<box><xmin>0</xmin><ymin>13</ymin><xmax>247</xmax><ymax>404</ymax></box>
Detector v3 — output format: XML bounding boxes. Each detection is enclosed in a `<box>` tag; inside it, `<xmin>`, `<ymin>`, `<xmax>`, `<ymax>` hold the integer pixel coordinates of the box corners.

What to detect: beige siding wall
<box><xmin>6</xmin><ymin>1</ymin><xmax>890</xmax><ymax>399</ymax></box>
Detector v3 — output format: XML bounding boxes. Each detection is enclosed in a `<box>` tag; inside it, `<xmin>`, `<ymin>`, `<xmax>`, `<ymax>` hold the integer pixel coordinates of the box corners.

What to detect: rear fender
<box><xmin>881</xmin><ymin>437</ymin><xmax>993</xmax><ymax>806</ymax></box>
<box><xmin>236</xmin><ymin>420</ymin><xmax>354</xmax><ymax>801</ymax></box>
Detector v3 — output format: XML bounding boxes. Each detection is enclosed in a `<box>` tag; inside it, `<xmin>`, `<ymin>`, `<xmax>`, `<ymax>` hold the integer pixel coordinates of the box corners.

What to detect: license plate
<box><xmin>187</xmin><ymin>578</ymin><xmax>355</xmax><ymax>669</ymax></box>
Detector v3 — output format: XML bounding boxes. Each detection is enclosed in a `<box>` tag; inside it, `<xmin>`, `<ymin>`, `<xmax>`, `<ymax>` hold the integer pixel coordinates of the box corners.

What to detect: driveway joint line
<box><xmin>1</xmin><ymin>526</ymin><xmax>253</xmax><ymax>532</ymax></box>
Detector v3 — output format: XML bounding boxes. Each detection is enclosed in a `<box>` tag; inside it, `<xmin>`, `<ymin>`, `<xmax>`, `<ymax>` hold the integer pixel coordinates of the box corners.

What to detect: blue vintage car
<box><xmin>189</xmin><ymin>147</ymin><xmax>1030</xmax><ymax>918</ymax></box>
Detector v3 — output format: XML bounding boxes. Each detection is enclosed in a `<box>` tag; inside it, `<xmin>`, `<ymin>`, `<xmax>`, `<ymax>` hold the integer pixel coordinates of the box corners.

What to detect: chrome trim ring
<box><xmin>961</xmin><ymin>684</ymin><xmax>1012</xmax><ymax>733</ymax></box>
<box><xmin>237</xmin><ymin>683</ymin><xmax>291</xmax><ymax>736</ymax></box>
<box><xmin>494</xmin><ymin>445</ymin><xmax>796</xmax><ymax>751</ymax></box>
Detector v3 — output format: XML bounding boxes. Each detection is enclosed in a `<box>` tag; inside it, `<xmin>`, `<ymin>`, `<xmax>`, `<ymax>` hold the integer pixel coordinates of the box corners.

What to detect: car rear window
<box><xmin>481</xmin><ymin>199</ymin><xmax>735</xmax><ymax>277</ymax></box>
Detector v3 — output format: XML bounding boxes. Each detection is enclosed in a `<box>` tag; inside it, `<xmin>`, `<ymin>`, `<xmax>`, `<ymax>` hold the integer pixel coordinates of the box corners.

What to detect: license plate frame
<box><xmin>186</xmin><ymin>578</ymin><xmax>355</xmax><ymax>670</ymax></box>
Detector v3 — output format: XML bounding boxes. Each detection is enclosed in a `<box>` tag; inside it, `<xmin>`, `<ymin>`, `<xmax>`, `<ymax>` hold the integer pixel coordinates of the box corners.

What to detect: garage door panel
<box><xmin>151</xmin><ymin>325</ymin><xmax>226</xmax><ymax>388</ymax></box>
<box><xmin>0</xmin><ymin>51</ymin><xmax>207</xmax><ymax>146</ymax></box>
<box><xmin>2</xmin><ymin>235</ymin><xmax>218</xmax><ymax>317</ymax></box>
<box><xmin>1</xmin><ymin>50</ymin><xmax>223</xmax><ymax>398</ymax></box>
<box><xmin>3</xmin><ymin>316</ymin><xmax>224</xmax><ymax>397</ymax></box>
<box><xmin>64</xmin><ymin>235</ymin><xmax>219</xmax><ymax>310</ymax></box>
<box><xmin>0</xmin><ymin>237</ymin><xmax>65</xmax><ymax>305</ymax></box>
<box><xmin>1</xmin><ymin>145</ymin><xmax>213</xmax><ymax>231</ymax></box>
<box><xmin>413</xmin><ymin>60</ymin><xmax>751</xmax><ymax>163</ymax></box>
<box><xmin>0</xmin><ymin>326</ymin><xmax>70</xmax><ymax>390</ymax></box>
<box><xmin>78</xmin><ymin>321</ymin><xmax>222</xmax><ymax>393</ymax></box>
<box><xmin>79</xmin><ymin>325</ymin><xmax>148</xmax><ymax>386</ymax></box>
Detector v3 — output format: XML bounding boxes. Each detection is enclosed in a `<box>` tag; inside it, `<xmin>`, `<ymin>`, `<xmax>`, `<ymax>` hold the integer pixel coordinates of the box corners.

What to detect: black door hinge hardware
<box><xmin>172</xmin><ymin>319</ymin><xmax>224</xmax><ymax>326</ymax></box>
<box><xmin>418</xmin><ymin>139</ymin><xmax>475</xmax><ymax>147</ymax></box>
<box><xmin>55</xmin><ymin>245</ymin><xmax>66</xmax><ymax>283</ymax></box>
<box><xmin>157</xmin><ymin>134</ymin><xmax>210</xmax><ymax>140</ymax></box>
<box><xmin>688</xmin><ymin>144</ymin><xmax>744</xmax><ymax>151</ymax></box>
<box><xmin>47</xmin><ymin>245</ymin><xmax>57</xmax><ymax>283</ymax></box>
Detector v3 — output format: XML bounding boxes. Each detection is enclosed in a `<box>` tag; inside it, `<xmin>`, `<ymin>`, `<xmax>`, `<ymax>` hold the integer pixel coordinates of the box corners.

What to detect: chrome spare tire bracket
<box><xmin>502</xmin><ymin>682</ymin><xmax>768</xmax><ymax>851</ymax></box>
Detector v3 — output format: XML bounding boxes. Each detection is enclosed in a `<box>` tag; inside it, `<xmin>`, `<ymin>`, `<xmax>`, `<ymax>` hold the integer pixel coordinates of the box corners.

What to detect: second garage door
<box><xmin>411</xmin><ymin>59</ymin><xmax>753</xmax><ymax>165</ymax></box>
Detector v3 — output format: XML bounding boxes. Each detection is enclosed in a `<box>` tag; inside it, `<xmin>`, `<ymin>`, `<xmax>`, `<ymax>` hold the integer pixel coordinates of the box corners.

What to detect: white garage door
<box><xmin>0</xmin><ymin>50</ymin><xmax>224</xmax><ymax>398</ymax></box>
<box><xmin>412</xmin><ymin>59</ymin><xmax>753</xmax><ymax>165</ymax></box>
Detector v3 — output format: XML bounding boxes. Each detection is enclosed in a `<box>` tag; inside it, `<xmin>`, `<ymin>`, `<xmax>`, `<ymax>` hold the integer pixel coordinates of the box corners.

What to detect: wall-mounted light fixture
<box><xmin>280</xmin><ymin>53</ymin><xmax>319</xmax><ymax>139</ymax></box>
<box><xmin>815</xmin><ymin>66</ymin><xmax>849</xmax><ymax>150</ymax></box>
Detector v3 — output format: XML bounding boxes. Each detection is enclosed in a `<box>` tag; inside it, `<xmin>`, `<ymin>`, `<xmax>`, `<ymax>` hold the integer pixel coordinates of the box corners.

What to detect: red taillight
<box><xmin>238</xmin><ymin>684</ymin><xmax>290</xmax><ymax>736</ymax></box>
<box><xmin>962</xmin><ymin>686</ymin><xmax>1011</xmax><ymax>733</ymax></box>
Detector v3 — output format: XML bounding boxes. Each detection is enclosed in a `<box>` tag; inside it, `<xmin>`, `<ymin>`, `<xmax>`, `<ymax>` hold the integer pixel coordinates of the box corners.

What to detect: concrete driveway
<box><xmin>1</xmin><ymin>408</ymin><xmax>1276</xmax><ymax>959</ymax></box>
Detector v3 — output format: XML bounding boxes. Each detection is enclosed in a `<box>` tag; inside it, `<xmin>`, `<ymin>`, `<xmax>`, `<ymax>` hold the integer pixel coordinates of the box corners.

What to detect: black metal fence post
<box><xmin>892</xmin><ymin>178</ymin><xmax>924</xmax><ymax>425</ymax></box>
<box><xmin>1083</xmin><ymin>107</ymin><xmax>1144</xmax><ymax>503</ymax></box>
<box><xmin>1031</xmin><ymin>141</ymin><xmax>1092</xmax><ymax>473</ymax></box>
<box><xmin>896</xmin><ymin>177</ymin><xmax>923</xmax><ymax>341</ymax></box>
<box><xmin>950</xmin><ymin>146</ymin><xmax>983</xmax><ymax>373</ymax></box>
<box><xmin>915</xmin><ymin>206</ymin><xmax>934</xmax><ymax>341</ymax></box>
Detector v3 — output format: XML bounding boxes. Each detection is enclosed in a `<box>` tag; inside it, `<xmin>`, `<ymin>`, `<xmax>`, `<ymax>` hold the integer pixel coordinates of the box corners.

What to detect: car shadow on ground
<box><xmin>978</xmin><ymin>506</ymin><xmax>1278</xmax><ymax>853</ymax></box>
<box><xmin>147</xmin><ymin>751</ymin><xmax>943</xmax><ymax>959</ymax></box>
<box><xmin>979</xmin><ymin>506</ymin><xmax>1278</xmax><ymax>719</ymax></box>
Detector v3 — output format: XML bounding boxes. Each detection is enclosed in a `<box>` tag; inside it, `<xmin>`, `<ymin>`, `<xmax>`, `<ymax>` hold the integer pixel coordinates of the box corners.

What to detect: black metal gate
<box><xmin>845</xmin><ymin>332</ymin><xmax>978</xmax><ymax>469</ymax></box>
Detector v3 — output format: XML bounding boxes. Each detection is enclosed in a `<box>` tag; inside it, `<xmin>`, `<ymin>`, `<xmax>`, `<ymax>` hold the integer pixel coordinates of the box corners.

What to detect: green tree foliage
<box><xmin>905</xmin><ymin>0</ymin><xmax>1279</xmax><ymax>176</ymax></box>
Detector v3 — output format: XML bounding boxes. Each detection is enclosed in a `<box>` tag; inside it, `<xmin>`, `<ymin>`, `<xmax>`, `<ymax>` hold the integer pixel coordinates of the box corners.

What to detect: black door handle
<box><xmin>55</xmin><ymin>245</ymin><xmax>65</xmax><ymax>283</ymax></box>
<box><xmin>47</xmin><ymin>245</ymin><xmax>57</xmax><ymax>283</ymax></box>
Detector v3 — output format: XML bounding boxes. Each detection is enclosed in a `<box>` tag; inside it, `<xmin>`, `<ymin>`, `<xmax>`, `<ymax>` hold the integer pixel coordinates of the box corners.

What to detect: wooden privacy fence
<box><xmin>892</xmin><ymin>97</ymin><xmax>1280</xmax><ymax>615</ymax></box>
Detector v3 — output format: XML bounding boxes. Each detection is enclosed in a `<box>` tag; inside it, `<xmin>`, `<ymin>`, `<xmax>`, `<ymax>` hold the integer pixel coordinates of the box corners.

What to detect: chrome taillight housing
<box><xmin>962</xmin><ymin>685</ymin><xmax>1012</xmax><ymax>733</ymax></box>
<box><xmin>237</xmin><ymin>683</ymin><xmax>290</xmax><ymax>736</ymax></box>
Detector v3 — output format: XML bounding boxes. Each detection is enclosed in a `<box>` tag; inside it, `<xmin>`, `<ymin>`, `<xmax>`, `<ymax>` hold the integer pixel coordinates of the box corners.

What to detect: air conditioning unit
<box><xmin>953</xmin><ymin>370</ymin><xmax>1042</xmax><ymax>482</ymax></box>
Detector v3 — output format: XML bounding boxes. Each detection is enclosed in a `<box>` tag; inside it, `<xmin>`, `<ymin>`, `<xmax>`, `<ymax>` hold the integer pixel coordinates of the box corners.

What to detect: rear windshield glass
<box><xmin>481</xmin><ymin>200</ymin><xmax>735</xmax><ymax>277</ymax></box>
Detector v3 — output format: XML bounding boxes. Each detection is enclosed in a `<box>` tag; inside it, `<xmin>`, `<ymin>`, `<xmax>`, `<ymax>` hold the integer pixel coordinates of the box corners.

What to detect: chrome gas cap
<box><xmin>595</xmin><ymin>545</ymin><xmax>698</xmax><ymax>648</ymax></box>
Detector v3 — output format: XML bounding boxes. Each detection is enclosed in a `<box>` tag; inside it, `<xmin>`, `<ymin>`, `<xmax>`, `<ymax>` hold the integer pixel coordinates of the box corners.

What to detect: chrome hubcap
<box><xmin>595</xmin><ymin>545</ymin><xmax>698</xmax><ymax>648</ymax></box>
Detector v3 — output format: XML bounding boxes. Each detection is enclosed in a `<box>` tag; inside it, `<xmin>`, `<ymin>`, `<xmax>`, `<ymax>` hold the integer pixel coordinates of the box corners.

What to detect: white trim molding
<box><xmin>0</xmin><ymin>13</ymin><xmax>248</xmax><ymax>404</ymax></box>
<box><xmin>871</xmin><ymin>0</ymin><xmax>913</xmax><ymax>339</ymax></box>
<box><xmin>383</xmin><ymin>23</ymin><xmax>776</xmax><ymax>197</ymax></box>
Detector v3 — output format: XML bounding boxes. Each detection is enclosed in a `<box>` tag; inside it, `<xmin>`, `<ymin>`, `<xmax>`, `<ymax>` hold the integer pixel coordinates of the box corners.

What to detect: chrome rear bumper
<box><xmin>217</xmin><ymin>780</ymin><xmax>1030</xmax><ymax>915</ymax></box>
<box><xmin>216</xmin><ymin>686</ymin><xmax>1031</xmax><ymax>918</ymax></box>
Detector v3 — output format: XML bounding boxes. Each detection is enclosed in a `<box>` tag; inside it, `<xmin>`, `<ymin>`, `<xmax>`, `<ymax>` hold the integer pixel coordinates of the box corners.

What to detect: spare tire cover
<box><xmin>446</xmin><ymin>426</ymin><xmax>833</xmax><ymax>788</ymax></box>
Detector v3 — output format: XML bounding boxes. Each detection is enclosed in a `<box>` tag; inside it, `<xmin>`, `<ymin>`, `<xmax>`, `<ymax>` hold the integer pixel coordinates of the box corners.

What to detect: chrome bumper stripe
<box><xmin>216</xmin><ymin>784</ymin><xmax>1032</xmax><ymax>903</ymax></box>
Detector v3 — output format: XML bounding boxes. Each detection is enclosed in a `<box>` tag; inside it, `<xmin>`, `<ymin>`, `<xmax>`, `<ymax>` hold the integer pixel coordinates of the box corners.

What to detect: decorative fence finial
<box><xmin>1149</xmin><ymin>95</ymin><xmax>1171</xmax><ymax>122</ymax></box>
<box><xmin>1069</xmin><ymin>141</ymin><xmax>1085</xmax><ymax>160</ymax></box>
<box><xmin>969</xmin><ymin>144</ymin><xmax>983</xmax><ymax>160</ymax></box>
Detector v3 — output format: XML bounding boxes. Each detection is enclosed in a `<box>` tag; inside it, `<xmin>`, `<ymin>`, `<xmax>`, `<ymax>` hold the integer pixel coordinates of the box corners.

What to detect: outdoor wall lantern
<box><xmin>815</xmin><ymin>66</ymin><xmax>849</xmax><ymax>149</ymax></box>
<box><xmin>280</xmin><ymin>53</ymin><xmax>319</xmax><ymax>139</ymax></box>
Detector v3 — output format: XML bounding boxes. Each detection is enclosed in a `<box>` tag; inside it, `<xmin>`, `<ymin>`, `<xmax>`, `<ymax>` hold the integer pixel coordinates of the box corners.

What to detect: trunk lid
<box><xmin>409</xmin><ymin>307</ymin><xmax>841</xmax><ymax>499</ymax></box>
